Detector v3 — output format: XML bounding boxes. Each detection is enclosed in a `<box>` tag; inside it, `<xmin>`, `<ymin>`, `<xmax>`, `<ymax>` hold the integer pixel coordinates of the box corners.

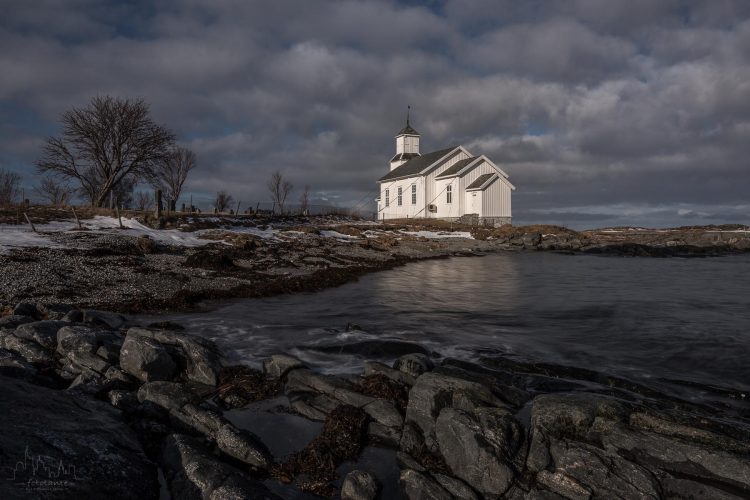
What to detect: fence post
<box><xmin>72</xmin><ymin>207</ymin><xmax>82</xmax><ymax>229</ymax></box>
<box><xmin>115</xmin><ymin>204</ymin><xmax>124</xmax><ymax>228</ymax></box>
<box><xmin>24</xmin><ymin>213</ymin><xmax>36</xmax><ymax>232</ymax></box>
<box><xmin>155</xmin><ymin>190</ymin><xmax>162</xmax><ymax>218</ymax></box>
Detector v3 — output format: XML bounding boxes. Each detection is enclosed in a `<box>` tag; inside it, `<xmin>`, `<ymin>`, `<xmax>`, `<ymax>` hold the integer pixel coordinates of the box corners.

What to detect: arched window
<box><xmin>446</xmin><ymin>185</ymin><xmax>452</xmax><ymax>204</ymax></box>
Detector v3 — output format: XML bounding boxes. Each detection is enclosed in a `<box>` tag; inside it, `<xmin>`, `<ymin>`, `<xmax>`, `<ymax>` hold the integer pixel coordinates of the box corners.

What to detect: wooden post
<box><xmin>24</xmin><ymin>213</ymin><xmax>36</xmax><ymax>232</ymax></box>
<box><xmin>115</xmin><ymin>204</ymin><xmax>124</xmax><ymax>229</ymax></box>
<box><xmin>72</xmin><ymin>207</ymin><xmax>82</xmax><ymax>230</ymax></box>
<box><xmin>155</xmin><ymin>189</ymin><xmax>162</xmax><ymax>218</ymax></box>
<box><xmin>236</xmin><ymin>200</ymin><xmax>241</xmax><ymax>215</ymax></box>
<box><xmin>271</xmin><ymin>202</ymin><xmax>275</xmax><ymax>214</ymax></box>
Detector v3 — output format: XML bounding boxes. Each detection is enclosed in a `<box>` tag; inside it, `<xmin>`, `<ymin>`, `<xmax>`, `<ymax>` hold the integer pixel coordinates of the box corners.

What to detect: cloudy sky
<box><xmin>2</xmin><ymin>0</ymin><xmax>750</xmax><ymax>228</ymax></box>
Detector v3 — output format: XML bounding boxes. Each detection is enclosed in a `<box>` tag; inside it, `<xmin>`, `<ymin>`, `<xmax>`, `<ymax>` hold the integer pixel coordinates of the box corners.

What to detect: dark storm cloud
<box><xmin>1</xmin><ymin>0</ymin><xmax>749</xmax><ymax>227</ymax></box>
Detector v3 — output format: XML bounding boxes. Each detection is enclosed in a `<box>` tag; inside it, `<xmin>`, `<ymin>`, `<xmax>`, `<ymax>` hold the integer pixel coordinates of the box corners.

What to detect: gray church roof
<box><xmin>434</xmin><ymin>157</ymin><xmax>477</xmax><ymax>179</ymax></box>
<box><xmin>396</xmin><ymin>123</ymin><xmax>419</xmax><ymax>136</ymax></box>
<box><xmin>379</xmin><ymin>146</ymin><xmax>457</xmax><ymax>182</ymax></box>
<box><xmin>466</xmin><ymin>173</ymin><xmax>497</xmax><ymax>190</ymax></box>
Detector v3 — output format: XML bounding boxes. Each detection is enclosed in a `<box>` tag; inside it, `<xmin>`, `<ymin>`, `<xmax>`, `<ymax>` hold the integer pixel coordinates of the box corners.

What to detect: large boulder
<box><xmin>125</xmin><ymin>327</ymin><xmax>222</xmax><ymax>386</ymax></box>
<box><xmin>341</xmin><ymin>470</ymin><xmax>380</xmax><ymax>500</ymax></box>
<box><xmin>435</xmin><ymin>407</ymin><xmax>522</xmax><ymax>498</ymax></box>
<box><xmin>0</xmin><ymin>332</ymin><xmax>54</xmax><ymax>364</ymax></box>
<box><xmin>120</xmin><ymin>333</ymin><xmax>177</xmax><ymax>382</ymax></box>
<box><xmin>83</xmin><ymin>309</ymin><xmax>128</xmax><ymax>329</ymax></box>
<box><xmin>0</xmin><ymin>375</ymin><xmax>158</xmax><ymax>500</ymax></box>
<box><xmin>263</xmin><ymin>353</ymin><xmax>305</xmax><ymax>379</ymax></box>
<box><xmin>0</xmin><ymin>314</ymin><xmax>35</xmax><ymax>330</ymax></box>
<box><xmin>405</xmin><ymin>372</ymin><xmax>507</xmax><ymax>451</ymax></box>
<box><xmin>394</xmin><ymin>353</ymin><xmax>434</xmax><ymax>378</ymax></box>
<box><xmin>13</xmin><ymin>320</ymin><xmax>68</xmax><ymax>350</ymax></box>
<box><xmin>216</xmin><ymin>424</ymin><xmax>273</xmax><ymax>470</ymax></box>
<box><xmin>57</xmin><ymin>325</ymin><xmax>100</xmax><ymax>355</ymax></box>
<box><xmin>400</xmin><ymin>469</ymin><xmax>452</xmax><ymax>500</ymax></box>
<box><xmin>160</xmin><ymin>434</ymin><xmax>280</xmax><ymax>499</ymax></box>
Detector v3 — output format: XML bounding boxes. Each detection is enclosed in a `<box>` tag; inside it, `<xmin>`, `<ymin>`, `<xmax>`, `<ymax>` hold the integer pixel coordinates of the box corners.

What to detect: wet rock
<box><xmin>0</xmin><ymin>347</ymin><xmax>36</xmax><ymax>378</ymax></box>
<box><xmin>263</xmin><ymin>353</ymin><xmax>305</xmax><ymax>379</ymax></box>
<box><xmin>109</xmin><ymin>389</ymin><xmax>140</xmax><ymax>412</ymax></box>
<box><xmin>0</xmin><ymin>375</ymin><xmax>158</xmax><ymax>500</ymax></box>
<box><xmin>216</xmin><ymin>423</ymin><xmax>273</xmax><ymax>470</ymax></box>
<box><xmin>12</xmin><ymin>301</ymin><xmax>40</xmax><ymax>319</ymax></box>
<box><xmin>127</xmin><ymin>327</ymin><xmax>222</xmax><ymax>386</ymax></box>
<box><xmin>120</xmin><ymin>333</ymin><xmax>177</xmax><ymax>382</ymax></box>
<box><xmin>362</xmin><ymin>398</ymin><xmax>404</xmax><ymax>428</ymax></box>
<box><xmin>289</xmin><ymin>391</ymin><xmax>339</xmax><ymax>421</ymax></box>
<box><xmin>405</xmin><ymin>372</ymin><xmax>507</xmax><ymax>452</ymax></box>
<box><xmin>0</xmin><ymin>314</ymin><xmax>35</xmax><ymax>329</ymax></box>
<box><xmin>0</xmin><ymin>332</ymin><xmax>54</xmax><ymax>364</ymax></box>
<box><xmin>435</xmin><ymin>407</ymin><xmax>522</xmax><ymax>497</ymax></box>
<box><xmin>433</xmin><ymin>474</ymin><xmax>481</xmax><ymax>500</ymax></box>
<box><xmin>57</xmin><ymin>325</ymin><xmax>99</xmax><ymax>355</ymax></box>
<box><xmin>67</xmin><ymin>349</ymin><xmax>111</xmax><ymax>375</ymax></box>
<box><xmin>13</xmin><ymin>320</ymin><xmax>68</xmax><ymax>350</ymax></box>
<box><xmin>62</xmin><ymin>309</ymin><xmax>84</xmax><ymax>322</ymax></box>
<box><xmin>341</xmin><ymin>470</ymin><xmax>380</xmax><ymax>500</ymax></box>
<box><xmin>286</xmin><ymin>368</ymin><xmax>352</xmax><ymax>396</ymax></box>
<box><xmin>400</xmin><ymin>469</ymin><xmax>452</xmax><ymax>500</ymax></box>
<box><xmin>364</xmin><ymin>360</ymin><xmax>416</xmax><ymax>387</ymax></box>
<box><xmin>137</xmin><ymin>381</ymin><xmax>196</xmax><ymax>411</ymax></box>
<box><xmin>36</xmin><ymin>302</ymin><xmax>74</xmax><ymax>320</ymax></box>
<box><xmin>68</xmin><ymin>369</ymin><xmax>110</xmax><ymax>395</ymax></box>
<box><xmin>394</xmin><ymin>353</ymin><xmax>434</xmax><ymax>378</ymax></box>
<box><xmin>160</xmin><ymin>434</ymin><xmax>280</xmax><ymax>500</ymax></box>
<box><xmin>83</xmin><ymin>309</ymin><xmax>128</xmax><ymax>329</ymax></box>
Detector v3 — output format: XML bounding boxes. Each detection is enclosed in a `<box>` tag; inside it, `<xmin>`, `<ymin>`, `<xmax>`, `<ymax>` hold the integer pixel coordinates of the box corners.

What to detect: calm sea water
<box><xmin>151</xmin><ymin>252</ymin><xmax>750</xmax><ymax>401</ymax></box>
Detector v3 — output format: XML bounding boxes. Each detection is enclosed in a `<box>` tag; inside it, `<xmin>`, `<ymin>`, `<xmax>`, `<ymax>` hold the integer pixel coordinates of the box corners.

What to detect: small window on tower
<box><xmin>411</xmin><ymin>184</ymin><xmax>417</xmax><ymax>204</ymax></box>
<box><xmin>397</xmin><ymin>187</ymin><xmax>403</xmax><ymax>206</ymax></box>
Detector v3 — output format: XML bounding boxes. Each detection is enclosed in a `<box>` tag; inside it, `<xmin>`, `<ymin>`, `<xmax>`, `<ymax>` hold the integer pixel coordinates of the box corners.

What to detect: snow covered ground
<box><xmin>400</xmin><ymin>230</ymin><xmax>474</xmax><ymax>239</ymax></box>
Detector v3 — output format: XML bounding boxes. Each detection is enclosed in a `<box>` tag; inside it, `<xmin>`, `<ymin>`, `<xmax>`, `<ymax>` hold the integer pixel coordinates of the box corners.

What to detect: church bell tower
<box><xmin>390</xmin><ymin>106</ymin><xmax>421</xmax><ymax>170</ymax></box>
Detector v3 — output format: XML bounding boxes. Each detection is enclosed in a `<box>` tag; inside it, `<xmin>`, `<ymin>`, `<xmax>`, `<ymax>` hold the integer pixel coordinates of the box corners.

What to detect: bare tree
<box><xmin>34</xmin><ymin>176</ymin><xmax>74</xmax><ymax>207</ymax></box>
<box><xmin>0</xmin><ymin>168</ymin><xmax>21</xmax><ymax>206</ymax></box>
<box><xmin>267</xmin><ymin>171</ymin><xmax>293</xmax><ymax>213</ymax></box>
<box><xmin>148</xmin><ymin>146</ymin><xmax>196</xmax><ymax>211</ymax></box>
<box><xmin>215</xmin><ymin>190</ymin><xmax>233</xmax><ymax>213</ymax></box>
<box><xmin>299</xmin><ymin>184</ymin><xmax>310</xmax><ymax>214</ymax></box>
<box><xmin>135</xmin><ymin>191</ymin><xmax>153</xmax><ymax>211</ymax></box>
<box><xmin>36</xmin><ymin>95</ymin><xmax>175</xmax><ymax>207</ymax></box>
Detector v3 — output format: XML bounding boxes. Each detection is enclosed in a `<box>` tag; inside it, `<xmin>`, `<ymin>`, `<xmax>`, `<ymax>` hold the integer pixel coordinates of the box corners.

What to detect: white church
<box><xmin>376</xmin><ymin>113</ymin><xmax>514</xmax><ymax>226</ymax></box>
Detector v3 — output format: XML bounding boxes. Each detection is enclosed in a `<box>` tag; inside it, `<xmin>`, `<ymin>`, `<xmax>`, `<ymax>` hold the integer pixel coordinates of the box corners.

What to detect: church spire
<box><xmin>397</xmin><ymin>106</ymin><xmax>419</xmax><ymax>136</ymax></box>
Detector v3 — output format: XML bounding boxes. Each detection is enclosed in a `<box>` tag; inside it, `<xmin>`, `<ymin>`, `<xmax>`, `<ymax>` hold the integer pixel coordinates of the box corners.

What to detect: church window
<box><xmin>446</xmin><ymin>185</ymin><xmax>452</xmax><ymax>204</ymax></box>
<box><xmin>385</xmin><ymin>189</ymin><xmax>389</xmax><ymax>207</ymax></box>
<box><xmin>411</xmin><ymin>185</ymin><xmax>417</xmax><ymax>204</ymax></box>
<box><xmin>397</xmin><ymin>187</ymin><xmax>403</xmax><ymax>206</ymax></box>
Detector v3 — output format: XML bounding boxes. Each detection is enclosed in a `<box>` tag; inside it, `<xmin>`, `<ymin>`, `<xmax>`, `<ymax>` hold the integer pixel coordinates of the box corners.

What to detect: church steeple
<box><xmin>391</xmin><ymin>106</ymin><xmax>420</xmax><ymax>170</ymax></box>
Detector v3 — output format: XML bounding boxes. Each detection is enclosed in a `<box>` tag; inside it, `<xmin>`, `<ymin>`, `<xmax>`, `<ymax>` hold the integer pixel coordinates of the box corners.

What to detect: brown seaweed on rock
<box><xmin>353</xmin><ymin>373</ymin><xmax>409</xmax><ymax>412</ymax></box>
<box><xmin>271</xmin><ymin>404</ymin><xmax>369</xmax><ymax>496</ymax></box>
<box><xmin>215</xmin><ymin>365</ymin><xmax>281</xmax><ymax>409</ymax></box>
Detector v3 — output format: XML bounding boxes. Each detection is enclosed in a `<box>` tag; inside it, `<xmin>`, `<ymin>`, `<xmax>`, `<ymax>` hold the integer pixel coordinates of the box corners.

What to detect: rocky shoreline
<box><xmin>1</xmin><ymin>302</ymin><xmax>748</xmax><ymax>499</ymax></box>
<box><xmin>1</xmin><ymin>214</ymin><xmax>749</xmax><ymax>313</ymax></box>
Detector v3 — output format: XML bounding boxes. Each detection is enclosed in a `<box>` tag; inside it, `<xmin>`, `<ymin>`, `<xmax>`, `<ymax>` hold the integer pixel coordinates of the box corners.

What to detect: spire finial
<box><xmin>406</xmin><ymin>105</ymin><xmax>411</xmax><ymax>126</ymax></box>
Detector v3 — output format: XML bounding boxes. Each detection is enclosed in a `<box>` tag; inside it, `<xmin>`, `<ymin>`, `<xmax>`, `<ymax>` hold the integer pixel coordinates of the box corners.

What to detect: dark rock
<box><xmin>435</xmin><ymin>407</ymin><xmax>522</xmax><ymax>497</ymax></box>
<box><xmin>0</xmin><ymin>375</ymin><xmax>158</xmax><ymax>500</ymax></box>
<box><xmin>341</xmin><ymin>470</ymin><xmax>380</xmax><ymax>500</ymax></box>
<box><xmin>109</xmin><ymin>389</ymin><xmax>140</xmax><ymax>412</ymax></box>
<box><xmin>400</xmin><ymin>469</ymin><xmax>452</xmax><ymax>500</ymax></box>
<box><xmin>83</xmin><ymin>309</ymin><xmax>128</xmax><ymax>329</ymax></box>
<box><xmin>13</xmin><ymin>320</ymin><xmax>68</xmax><ymax>350</ymax></box>
<box><xmin>394</xmin><ymin>353</ymin><xmax>434</xmax><ymax>378</ymax></box>
<box><xmin>0</xmin><ymin>332</ymin><xmax>54</xmax><ymax>364</ymax></box>
<box><xmin>137</xmin><ymin>381</ymin><xmax>196</xmax><ymax>411</ymax></box>
<box><xmin>12</xmin><ymin>301</ymin><xmax>40</xmax><ymax>319</ymax></box>
<box><xmin>120</xmin><ymin>333</ymin><xmax>177</xmax><ymax>382</ymax></box>
<box><xmin>364</xmin><ymin>360</ymin><xmax>416</xmax><ymax>387</ymax></box>
<box><xmin>0</xmin><ymin>314</ymin><xmax>35</xmax><ymax>329</ymax></box>
<box><xmin>405</xmin><ymin>372</ymin><xmax>507</xmax><ymax>452</ymax></box>
<box><xmin>433</xmin><ymin>474</ymin><xmax>481</xmax><ymax>500</ymax></box>
<box><xmin>57</xmin><ymin>325</ymin><xmax>99</xmax><ymax>355</ymax></box>
<box><xmin>160</xmin><ymin>434</ymin><xmax>281</xmax><ymax>500</ymax></box>
<box><xmin>37</xmin><ymin>302</ymin><xmax>75</xmax><ymax>320</ymax></box>
<box><xmin>68</xmin><ymin>370</ymin><xmax>110</xmax><ymax>395</ymax></box>
<box><xmin>126</xmin><ymin>327</ymin><xmax>222</xmax><ymax>386</ymax></box>
<box><xmin>67</xmin><ymin>349</ymin><xmax>111</xmax><ymax>375</ymax></box>
<box><xmin>216</xmin><ymin>423</ymin><xmax>273</xmax><ymax>470</ymax></box>
<box><xmin>0</xmin><ymin>348</ymin><xmax>36</xmax><ymax>378</ymax></box>
<box><xmin>62</xmin><ymin>309</ymin><xmax>84</xmax><ymax>322</ymax></box>
<box><xmin>263</xmin><ymin>353</ymin><xmax>305</xmax><ymax>379</ymax></box>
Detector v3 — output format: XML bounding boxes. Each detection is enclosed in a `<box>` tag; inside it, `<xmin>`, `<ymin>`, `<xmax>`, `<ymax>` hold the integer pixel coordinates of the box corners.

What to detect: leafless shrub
<box><xmin>148</xmin><ymin>146</ymin><xmax>196</xmax><ymax>210</ymax></box>
<box><xmin>215</xmin><ymin>190</ymin><xmax>234</xmax><ymax>213</ymax></box>
<box><xmin>267</xmin><ymin>171</ymin><xmax>293</xmax><ymax>213</ymax></box>
<box><xmin>299</xmin><ymin>184</ymin><xmax>310</xmax><ymax>214</ymax></box>
<box><xmin>33</xmin><ymin>176</ymin><xmax>74</xmax><ymax>207</ymax></box>
<box><xmin>135</xmin><ymin>191</ymin><xmax>153</xmax><ymax>211</ymax></box>
<box><xmin>0</xmin><ymin>168</ymin><xmax>21</xmax><ymax>206</ymax></box>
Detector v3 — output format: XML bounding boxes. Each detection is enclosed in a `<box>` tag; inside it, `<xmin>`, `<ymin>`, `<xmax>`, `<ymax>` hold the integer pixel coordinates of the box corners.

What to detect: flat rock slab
<box><xmin>0</xmin><ymin>375</ymin><xmax>158</xmax><ymax>500</ymax></box>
